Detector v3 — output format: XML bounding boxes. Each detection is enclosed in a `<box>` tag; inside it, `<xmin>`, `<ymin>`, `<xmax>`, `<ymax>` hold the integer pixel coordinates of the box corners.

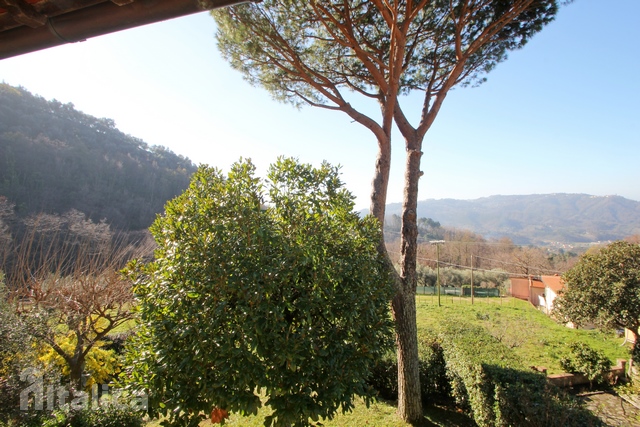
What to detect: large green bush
<box><xmin>560</xmin><ymin>342</ymin><xmax>612</xmax><ymax>386</ymax></box>
<box><xmin>125</xmin><ymin>158</ymin><xmax>395</xmax><ymax>427</ymax></box>
<box><xmin>439</xmin><ymin>323</ymin><xmax>603</xmax><ymax>427</ymax></box>
<box><xmin>555</xmin><ymin>241</ymin><xmax>640</xmax><ymax>362</ymax></box>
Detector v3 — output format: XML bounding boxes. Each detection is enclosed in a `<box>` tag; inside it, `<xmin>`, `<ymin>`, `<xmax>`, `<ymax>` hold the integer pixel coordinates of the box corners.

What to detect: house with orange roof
<box><xmin>508</xmin><ymin>275</ymin><xmax>565</xmax><ymax>314</ymax></box>
<box><xmin>509</xmin><ymin>276</ymin><xmax>545</xmax><ymax>307</ymax></box>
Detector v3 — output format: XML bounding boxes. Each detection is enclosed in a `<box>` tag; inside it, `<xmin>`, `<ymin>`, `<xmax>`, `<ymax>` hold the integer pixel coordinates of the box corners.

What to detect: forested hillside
<box><xmin>0</xmin><ymin>83</ymin><xmax>197</xmax><ymax>230</ymax></box>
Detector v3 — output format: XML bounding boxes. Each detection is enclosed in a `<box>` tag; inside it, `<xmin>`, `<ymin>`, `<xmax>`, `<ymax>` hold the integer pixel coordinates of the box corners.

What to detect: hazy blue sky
<box><xmin>1</xmin><ymin>0</ymin><xmax>638</xmax><ymax>210</ymax></box>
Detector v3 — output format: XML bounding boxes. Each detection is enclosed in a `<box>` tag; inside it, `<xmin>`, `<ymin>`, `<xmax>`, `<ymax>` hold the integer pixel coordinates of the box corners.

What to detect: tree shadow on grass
<box><xmin>420</xmin><ymin>404</ymin><xmax>476</xmax><ymax>427</ymax></box>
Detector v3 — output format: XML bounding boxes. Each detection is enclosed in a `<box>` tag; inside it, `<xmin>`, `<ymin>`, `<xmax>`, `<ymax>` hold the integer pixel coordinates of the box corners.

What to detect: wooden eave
<box><xmin>0</xmin><ymin>0</ymin><xmax>251</xmax><ymax>59</ymax></box>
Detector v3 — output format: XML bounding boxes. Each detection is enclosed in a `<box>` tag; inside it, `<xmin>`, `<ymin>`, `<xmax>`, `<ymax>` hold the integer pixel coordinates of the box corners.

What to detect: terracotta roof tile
<box><xmin>541</xmin><ymin>275</ymin><xmax>564</xmax><ymax>292</ymax></box>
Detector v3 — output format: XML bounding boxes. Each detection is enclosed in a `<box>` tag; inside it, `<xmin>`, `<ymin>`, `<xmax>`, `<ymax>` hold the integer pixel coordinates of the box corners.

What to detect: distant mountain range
<box><xmin>3</xmin><ymin>84</ymin><xmax>638</xmax><ymax>245</ymax></box>
<box><xmin>383</xmin><ymin>194</ymin><xmax>640</xmax><ymax>245</ymax></box>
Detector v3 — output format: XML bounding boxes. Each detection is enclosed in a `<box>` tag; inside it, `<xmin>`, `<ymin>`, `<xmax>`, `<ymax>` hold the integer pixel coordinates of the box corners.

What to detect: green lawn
<box><xmin>416</xmin><ymin>295</ymin><xmax>631</xmax><ymax>373</ymax></box>
<box><xmin>141</xmin><ymin>296</ymin><xmax>631</xmax><ymax>426</ymax></box>
<box><xmin>143</xmin><ymin>398</ymin><xmax>473</xmax><ymax>427</ymax></box>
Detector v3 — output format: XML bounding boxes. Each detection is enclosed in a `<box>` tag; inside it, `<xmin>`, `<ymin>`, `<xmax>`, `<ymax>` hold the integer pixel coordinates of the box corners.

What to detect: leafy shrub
<box><xmin>125</xmin><ymin>159</ymin><xmax>395</xmax><ymax>426</ymax></box>
<box><xmin>560</xmin><ymin>342</ymin><xmax>612</xmax><ymax>386</ymax></box>
<box><xmin>0</xmin><ymin>277</ymin><xmax>43</xmax><ymax>425</ymax></box>
<box><xmin>367</xmin><ymin>353</ymin><xmax>397</xmax><ymax>401</ymax></box>
<box><xmin>367</xmin><ymin>339</ymin><xmax>450</xmax><ymax>404</ymax></box>
<box><xmin>0</xmin><ymin>406</ymin><xmax>142</xmax><ymax>427</ymax></box>
<box><xmin>80</xmin><ymin>406</ymin><xmax>143</xmax><ymax>427</ymax></box>
<box><xmin>554</xmin><ymin>241</ymin><xmax>640</xmax><ymax>365</ymax></box>
<box><xmin>38</xmin><ymin>334</ymin><xmax>119</xmax><ymax>389</ymax></box>
<box><xmin>439</xmin><ymin>323</ymin><xmax>603</xmax><ymax>427</ymax></box>
<box><xmin>39</xmin><ymin>406</ymin><xmax>143</xmax><ymax>427</ymax></box>
<box><xmin>419</xmin><ymin>339</ymin><xmax>450</xmax><ymax>402</ymax></box>
<box><xmin>0</xmin><ymin>413</ymin><xmax>48</xmax><ymax>427</ymax></box>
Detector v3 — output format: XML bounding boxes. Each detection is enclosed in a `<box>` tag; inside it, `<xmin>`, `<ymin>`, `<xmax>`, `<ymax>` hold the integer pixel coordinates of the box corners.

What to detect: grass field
<box><xmin>415</xmin><ymin>296</ymin><xmax>631</xmax><ymax>373</ymax></box>
<box><xmin>143</xmin><ymin>399</ymin><xmax>474</xmax><ymax>427</ymax></box>
<box><xmin>141</xmin><ymin>296</ymin><xmax>632</xmax><ymax>426</ymax></box>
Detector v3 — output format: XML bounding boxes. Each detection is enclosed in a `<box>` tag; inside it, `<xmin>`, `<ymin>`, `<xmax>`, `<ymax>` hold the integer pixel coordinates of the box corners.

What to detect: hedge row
<box><xmin>368</xmin><ymin>323</ymin><xmax>604</xmax><ymax>426</ymax></box>
<box><xmin>438</xmin><ymin>323</ymin><xmax>603</xmax><ymax>427</ymax></box>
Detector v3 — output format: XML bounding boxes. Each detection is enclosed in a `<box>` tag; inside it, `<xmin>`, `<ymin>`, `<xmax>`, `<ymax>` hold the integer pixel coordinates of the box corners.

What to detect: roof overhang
<box><xmin>0</xmin><ymin>0</ymin><xmax>251</xmax><ymax>60</ymax></box>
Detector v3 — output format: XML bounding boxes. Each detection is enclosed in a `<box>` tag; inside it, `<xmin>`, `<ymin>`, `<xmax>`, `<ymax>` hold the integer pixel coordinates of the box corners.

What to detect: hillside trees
<box><xmin>385</xmin><ymin>215</ymin><xmax>444</xmax><ymax>242</ymax></box>
<box><xmin>554</xmin><ymin>241</ymin><xmax>640</xmax><ymax>363</ymax></box>
<box><xmin>2</xmin><ymin>207</ymin><xmax>114</xmax><ymax>281</ymax></box>
<box><xmin>0</xmin><ymin>84</ymin><xmax>196</xmax><ymax>230</ymax></box>
<box><xmin>415</xmin><ymin>266</ymin><xmax>508</xmax><ymax>289</ymax></box>
<box><xmin>126</xmin><ymin>158</ymin><xmax>394</xmax><ymax>427</ymax></box>
<box><xmin>0</xmin><ymin>196</ymin><xmax>13</xmax><ymax>262</ymax></box>
<box><xmin>213</xmin><ymin>2</ymin><xmax>561</xmax><ymax>421</ymax></box>
<box><xmin>507</xmin><ymin>246</ymin><xmax>555</xmax><ymax>275</ymax></box>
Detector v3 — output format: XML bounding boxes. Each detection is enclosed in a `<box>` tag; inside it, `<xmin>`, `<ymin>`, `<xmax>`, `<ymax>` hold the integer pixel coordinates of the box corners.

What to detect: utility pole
<box><xmin>430</xmin><ymin>240</ymin><xmax>445</xmax><ymax>307</ymax></box>
<box><xmin>470</xmin><ymin>255</ymin><xmax>474</xmax><ymax>305</ymax></box>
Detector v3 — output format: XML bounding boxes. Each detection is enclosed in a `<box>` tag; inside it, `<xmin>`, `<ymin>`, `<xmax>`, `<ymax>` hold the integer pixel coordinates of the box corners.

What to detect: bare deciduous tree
<box><xmin>10</xmin><ymin>223</ymin><xmax>154</xmax><ymax>390</ymax></box>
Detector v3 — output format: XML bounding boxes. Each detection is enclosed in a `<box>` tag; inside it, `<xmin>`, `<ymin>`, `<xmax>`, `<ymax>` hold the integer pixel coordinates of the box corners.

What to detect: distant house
<box><xmin>539</xmin><ymin>275</ymin><xmax>564</xmax><ymax>314</ymax></box>
<box><xmin>509</xmin><ymin>276</ymin><xmax>544</xmax><ymax>306</ymax></box>
<box><xmin>509</xmin><ymin>277</ymin><xmax>531</xmax><ymax>301</ymax></box>
<box><xmin>625</xmin><ymin>328</ymin><xmax>637</xmax><ymax>345</ymax></box>
<box><xmin>508</xmin><ymin>275</ymin><xmax>564</xmax><ymax>314</ymax></box>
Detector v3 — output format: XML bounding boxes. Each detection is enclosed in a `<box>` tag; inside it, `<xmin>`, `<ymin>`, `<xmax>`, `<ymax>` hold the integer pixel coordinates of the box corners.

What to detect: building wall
<box><xmin>510</xmin><ymin>278</ymin><xmax>530</xmax><ymax>300</ymax></box>
<box><xmin>544</xmin><ymin>288</ymin><xmax>558</xmax><ymax>313</ymax></box>
<box><xmin>626</xmin><ymin>328</ymin><xmax>637</xmax><ymax>344</ymax></box>
<box><xmin>530</xmin><ymin>286</ymin><xmax>544</xmax><ymax>307</ymax></box>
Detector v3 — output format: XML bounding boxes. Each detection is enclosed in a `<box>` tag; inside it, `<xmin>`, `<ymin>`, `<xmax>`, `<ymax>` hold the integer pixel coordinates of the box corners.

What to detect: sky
<box><xmin>1</xmin><ymin>0</ymin><xmax>639</xmax><ymax>211</ymax></box>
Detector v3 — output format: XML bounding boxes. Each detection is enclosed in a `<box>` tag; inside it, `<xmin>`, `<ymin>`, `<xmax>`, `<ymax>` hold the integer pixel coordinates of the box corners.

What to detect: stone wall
<box><xmin>546</xmin><ymin>359</ymin><xmax>628</xmax><ymax>388</ymax></box>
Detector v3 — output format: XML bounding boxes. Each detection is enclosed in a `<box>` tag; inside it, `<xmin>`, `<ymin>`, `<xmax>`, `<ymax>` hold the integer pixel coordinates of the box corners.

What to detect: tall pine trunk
<box><xmin>369</xmin><ymin>134</ymin><xmax>391</xmax><ymax>225</ymax></box>
<box><xmin>394</xmin><ymin>136</ymin><xmax>424</xmax><ymax>423</ymax></box>
<box><xmin>392</xmin><ymin>288</ymin><xmax>421</xmax><ymax>422</ymax></box>
<box><xmin>369</xmin><ymin>132</ymin><xmax>423</xmax><ymax>422</ymax></box>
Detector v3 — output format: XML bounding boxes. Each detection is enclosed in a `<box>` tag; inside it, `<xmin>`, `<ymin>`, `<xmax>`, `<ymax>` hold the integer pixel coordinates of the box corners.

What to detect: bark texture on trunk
<box><xmin>393</xmin><ymin>137</ymin><xmax>424</xmax><ymax>423</ymax></box>
<box><xmin>400</xmin><ymin>145</ymin><xmax>421</xmax><ymax>294</ymax></box>
<box><xmin>392</xmin><ymin>287</ymin><xmax>422</xmax><ymax>422</ymax></box>
<box><xmin>369</xmin><ymin>134</ymin><xmax>391</xmax><ymax>225</ymax></box>
<box><xmin>368</xmin><ymin>130</ymin><xmax>423</xmax><ymax>422</ymax></box>
<box><xmin>69</xmin><ymin>336</ymin><xmax>86</xmax><ymax>392</ymax></box>
<box><xmin>369</xmin><ymin>133</ymin><xmax>399</xmax><ymax>283</ymax></box>
<box><xmin>69</xmin><ymin>355</ymin><xmax>85</xmax><ymax>394</ymax></box>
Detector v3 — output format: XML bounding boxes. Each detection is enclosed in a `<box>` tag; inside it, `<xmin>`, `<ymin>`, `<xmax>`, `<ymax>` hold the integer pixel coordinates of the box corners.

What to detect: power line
<box><xmin>473</xmin><ymin>255</ymin><xmax>563</xmax><ymax>275</ymax></box>
<box><xmin>387</xmin><ymin>251</ymin><xmax>530</xmax><ymax>278</ymax></box>
<box><xmin>383</xmin><ymin>230</ymin><xmax>535</xmax><ymax>247</ymax></box>
<box><xmin>387</xmin><ymin>250</ymin><xmax>563</xmax><ymax>278</ymax></box>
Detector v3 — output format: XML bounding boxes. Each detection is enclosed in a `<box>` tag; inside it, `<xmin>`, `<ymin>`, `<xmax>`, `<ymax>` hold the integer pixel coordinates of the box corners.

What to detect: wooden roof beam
<box><xmin>0</xmin><ymin>0</ymin><xmax>47</xmax><ymax>28</ymax></box>
<box><xmin>0</xmin><ymin>0</ymin><xmax>259</xmax><ymax>60</ymax></box>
